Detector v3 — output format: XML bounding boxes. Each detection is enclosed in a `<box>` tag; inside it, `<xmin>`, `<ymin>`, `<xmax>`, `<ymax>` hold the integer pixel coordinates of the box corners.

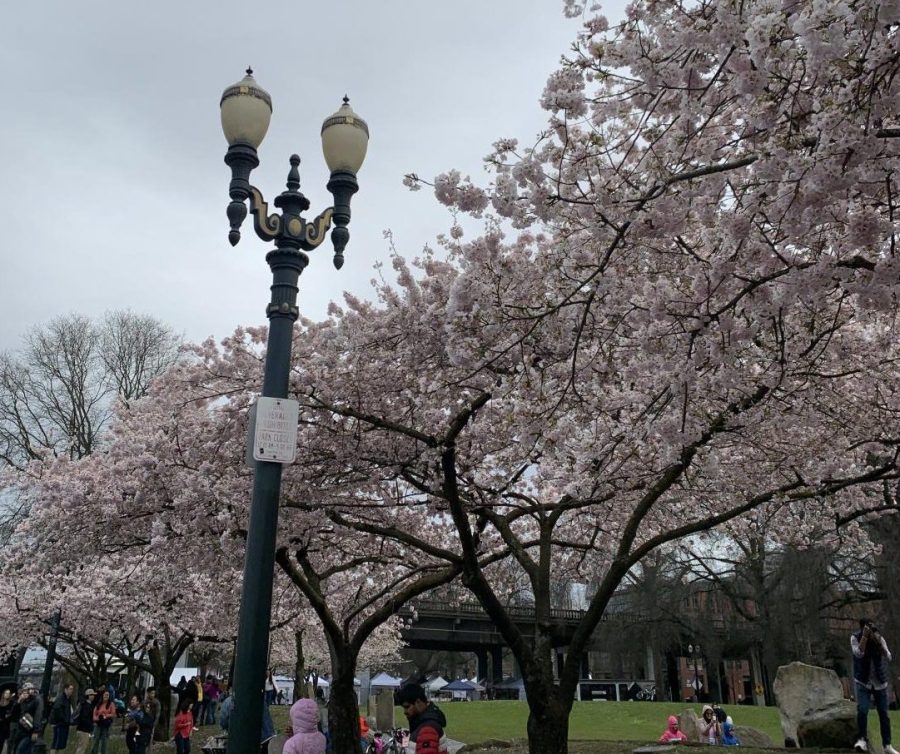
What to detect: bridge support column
<box><xmin>580</xmin><ymin>653</ymin><xmax>590</xmax><ymax>679</ymax></box>
<box><xmin>476</xmin><ymin>648</ymin><xmax>489</xmax><ymax>683</ymax></box>
<box><xmin>556</xmin><ymin>649</ymin><xmax>565</xmax><ymax>678</ymax></box>
<box><xmin>490</xmin><ymin>646</ymin><xmax>503</xmax><ymax>683</ymax></box>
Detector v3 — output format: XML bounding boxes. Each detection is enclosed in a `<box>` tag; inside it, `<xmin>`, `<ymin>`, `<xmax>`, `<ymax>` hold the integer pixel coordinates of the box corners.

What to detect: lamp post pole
<box><xmin>219</xmin><ymin>70</ymin><xmax>368</xmax><ymax>754</ymax></box>
<box><xmin>688</xmin><ymin>643</ymin><xmax>701</xmax><ymax>703</ymax></box>
<box><xmin>40</xmin><ymin>609</ymin><xmax>61</xmax><ymax>712</ymax></box>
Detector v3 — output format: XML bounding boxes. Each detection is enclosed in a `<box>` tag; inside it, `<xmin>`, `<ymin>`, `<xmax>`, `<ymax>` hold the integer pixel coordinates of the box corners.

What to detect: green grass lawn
<box><xmin>428</xmin><ymin>701</ymin><xmax>786</xmax><ymax>745</ymax></box>
<box><xmin>357</xmin><ymin>700</ymin><xmax>900</xmax><ymax>746</ymax></box>
<box><xmin>86</xmin><ymin>700</ymin><xmax>900</xmax><ymax>750</ymax></box>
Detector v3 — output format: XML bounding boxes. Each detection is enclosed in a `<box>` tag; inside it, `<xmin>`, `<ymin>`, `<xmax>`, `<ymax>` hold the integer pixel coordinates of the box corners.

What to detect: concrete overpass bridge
<box><xmin>397</xmin><ymin>598</ymin><xmax>641</xmax><ymax>683</ymax></box>
<box><xmin>396</xmin><ymin>598</ymin><xmax>759</xmax><ymax>695</ymax></box>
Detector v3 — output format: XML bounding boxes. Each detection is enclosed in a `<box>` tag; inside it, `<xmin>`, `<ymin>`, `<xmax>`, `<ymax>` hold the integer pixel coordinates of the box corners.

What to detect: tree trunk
<box><xmin>155</xmin><ymin>682</ymin><xmax>172</xmax><ymax>742</ymax></box>
<box><xmin>328</xmin><ymin>651</ymin><xmax>361</xmax><ymax>754</ymax></box>
<box><xmin>293</xmin><ymin>630</ymin><xmax>306</xmax><ymax>702</ymax></box>
<box><xmin>148</xmin><ymin>647</ymin><xmax>172</xmax><ymax>742</ymax></box>
<box><xmin>523</xmin><ymin>683</ymin><xmax>571</xmax><ymax>754</ymax></box>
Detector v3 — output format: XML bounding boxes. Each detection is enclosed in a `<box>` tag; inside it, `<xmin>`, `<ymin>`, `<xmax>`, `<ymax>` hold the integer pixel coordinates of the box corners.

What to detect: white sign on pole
<box><xmin>252</xmin><ymin>397</ymin><xmax>299</xmax><ymax>464</ymax></box>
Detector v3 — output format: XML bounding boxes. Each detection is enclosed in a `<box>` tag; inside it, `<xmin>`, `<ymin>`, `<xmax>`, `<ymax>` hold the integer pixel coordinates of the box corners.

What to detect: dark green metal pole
<box><xmin>40</xmin><ymin>610</ymin><xmax>60</xmax><ymax>720</ymax></box>
<box><xmin>227</xmin><ymin>243</ymin><xmax>307</xmax><ymax>754</ymax></box>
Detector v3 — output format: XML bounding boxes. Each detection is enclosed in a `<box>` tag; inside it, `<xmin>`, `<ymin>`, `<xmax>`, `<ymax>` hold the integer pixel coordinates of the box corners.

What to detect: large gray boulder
<box><xmin>734</xmin><ymin>725</ymin><xmax>775</xmax><ymax>748</ymax></box>
<box><xmin>774</xmin><ymin>661</ymin><xmax>855</xmax><ymax>747</ymax></box>
<box><xmin>796</xmin><ymin>705</ymin><xmax>857</xmax><ymax>748</ymax></box>
<box><xmin>677</xmin><ymin>709</ymin><xmax>702</xmax><ymax>743</ymax></box>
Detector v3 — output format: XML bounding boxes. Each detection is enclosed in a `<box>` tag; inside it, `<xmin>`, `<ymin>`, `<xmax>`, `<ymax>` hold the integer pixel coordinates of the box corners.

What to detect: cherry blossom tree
<box><xmin>6</xmin><ymin>4</ymin><xmax>900</xmax><ymax>754</ymax></box>
<box><xmin>282</xmin><ymin>0</ymin><xmax>900</xmax><ymax>748</ymax></box>
<box><xmin>1</xmin><ymin>333</ymin><xmax>413</xmax><ymax>749</ymax></box>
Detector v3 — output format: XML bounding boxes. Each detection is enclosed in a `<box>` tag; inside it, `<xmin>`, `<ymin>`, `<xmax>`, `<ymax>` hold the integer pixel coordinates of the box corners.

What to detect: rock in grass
<box><xmin>774</xmin><ymin>662</ymin><xmax>854</xmax><ymax>748</ymax></box>
<box><xmin>733</xmin><ymin>726</ymin><xmax>774</xmax><ymax>748</ymax></box>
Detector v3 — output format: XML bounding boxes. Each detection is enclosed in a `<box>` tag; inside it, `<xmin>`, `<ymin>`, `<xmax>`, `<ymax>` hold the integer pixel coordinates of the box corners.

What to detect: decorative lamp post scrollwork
<box><xmin>219</xmin><ymin>68</ymin><xmax>368</xmax><ymax>754</ymax></box>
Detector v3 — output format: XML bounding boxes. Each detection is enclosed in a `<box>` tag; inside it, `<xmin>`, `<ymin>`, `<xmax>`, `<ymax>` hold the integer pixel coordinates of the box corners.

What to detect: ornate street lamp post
<box><xmin>688</xmin><ymin>642</ymin><xmax>702</xmax><ymax>703</ymax></box>
<box><xmin>219</xmin><ymin>69</ymin><xmax>368</xmax><ymax>754</ymax></box>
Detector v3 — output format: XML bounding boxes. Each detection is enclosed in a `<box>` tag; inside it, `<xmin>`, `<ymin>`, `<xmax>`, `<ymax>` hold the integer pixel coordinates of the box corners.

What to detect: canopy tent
<box><xmin>493</xmin><ymin>678</ymin><xmax>525</xmax><ymax>689</ymax></box>
<box><xmin>493</xmin><ymin>677</ymin><xmax>526</xmax><ymax>701</ymax></box>
<box><xmin>312</xmin><ymin>677</ymin><xmax>361</xmax><ymax>686</ymax></box>
<box><xmin>423</xmin><ymin>676</ymin><xmax>448</xmax><ymax>694</ymax></box>
<box><xmin>440</xmin><ymin>680</ymin><xmax>478</xmax><ymax>691</ymax></box>
<box><xmin>440</xmin><ymin>679</ymin><xmax>483</xmax><ymax>701</ymax></box>
<box><xmin>370</xmin><ymin>672</ymin><xmax>402</xmax><ymax>688</ymax></box>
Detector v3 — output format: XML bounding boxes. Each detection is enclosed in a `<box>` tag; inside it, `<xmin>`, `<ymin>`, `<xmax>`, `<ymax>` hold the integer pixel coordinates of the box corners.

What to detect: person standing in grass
<box><xmin>202</xmin><ymin>677</ymin><xmax>221</xmax><ymax>725</ymax></box>
<box><xmin>144</xmin><ymin>688</ymin><xmax>160</xmax><ymax>729</ymax></box>
<box><xmin>191</xmin><ymin>678</ymin><xmax>203</xmax><ymax>728</ymax></box>
<box><xmin>136</xmin><ymin>699</ymin><xmax>156</xmax><ymax>754</ymax></box>
<box><xmin>264</xmin><ymin>671</ymin><xmax>277</xmax><ymax>707</ymax></box>
<box><xmin>73</xmin><ymin>688</ymin><xmax>95</xmax><ymax>754</ymax></box>
<box><xmin>91</xmin><ymin>689</ymin><xmax>116</xmax><ymax>754</ymax></box>
<box><xmin>173</xmin><ymin>699</ymin><xmax>193</xmax><ymax>754</ymax></box>
<box><xmin>852</xmin><ymin>619</ymin><xmax>898</xmax><ymax>754</ymax></box>
<box><xmin>48</xmin><ymin>682</ymin><xmax>75</xmax><ymax>754</ymax></box>
<box><xmin>124</xmin><ymin>695</ymin><xmax>143</xmax><ymax>754</ymax></box>
<box><xmin>15</xmin><ymin>683</ymin><xmax>44</xmax><ymax>754</ymax></box>
<box><xmin>0</xmin><ymin>688</ymin><xmax>15</xmax><ymax>754</ymax></box>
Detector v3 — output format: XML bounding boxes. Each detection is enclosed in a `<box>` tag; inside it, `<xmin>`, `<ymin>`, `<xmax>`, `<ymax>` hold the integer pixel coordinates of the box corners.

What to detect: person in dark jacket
<box><xmin>183</xmin><ymin>678</ymin><xmax>200</xmax><ymax>728</ymax></box>
<box><xmin>0</xmin><ymin>688</ymin><xmax>16</xmax><ymax>754</ymax></box>
<box><xmin>852</xmin><ymin>619</ymin><xmax>898</xmax><ymax>754</ymax></box>
<box><xmin>135</xmin><ymin>700</ymin><xmax>155</xmax><ymax>754</ymax></box>
<box><xmin>49</xmin><ymin>683</ymin><xmax>75</xmax><ymax>754</ymax></box>
<box><xmin>395</xmin><ymin>683</ymin><xmax>447</xmax><ymax>754</ymax></box>
<box><xmin>218</xmin><ymin>693</ymin><xmax>275</xmax><ymax>753</ymax></box>
<box><xmin>124</xmin><ymin>695</ymin><xmax>143</xmax><ymax>754</ymax></box>
<box><xmin>73</xmin><ymin>688</ymin><xmax>96</xmax><ymax>754</ymax></box>
<box><xmin>15</xmin><ymin>682</ymin><xmax>44</xmax><ymax>754</ymax></box>
<box><xmin>175</xmin><ymin>676</ymin><xmax>189</xmax><ymax>709</ymax></box>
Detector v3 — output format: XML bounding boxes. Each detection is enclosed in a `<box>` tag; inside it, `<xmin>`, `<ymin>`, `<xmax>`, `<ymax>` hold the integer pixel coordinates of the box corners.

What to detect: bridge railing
<box><xmin>401</xmin><ymin>599</ymin><xmax>641</xmax><ymax>625</ymax></box>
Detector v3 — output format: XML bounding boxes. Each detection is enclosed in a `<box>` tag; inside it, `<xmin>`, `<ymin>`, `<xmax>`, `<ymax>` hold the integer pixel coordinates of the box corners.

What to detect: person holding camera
<box><xmin>852</xmin><ymin>618</ymin><xmax>898</xmax><ymax>754</ymax></box>
<box><xmin>13</xmin><ymin>683</ymin><xmax>43</xmax><ymax>754</ymax></box>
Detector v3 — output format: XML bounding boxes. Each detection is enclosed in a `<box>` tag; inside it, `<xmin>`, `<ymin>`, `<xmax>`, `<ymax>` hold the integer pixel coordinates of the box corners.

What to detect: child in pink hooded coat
<box><xmin>283</xmin><ymin>698</ymin><xmax>326</xmax><ymax>754</ymax></box>
<box><xmin>659</xmin><ymin>715</ymin><xmax>689</xmax><ymax>743</ymax></box>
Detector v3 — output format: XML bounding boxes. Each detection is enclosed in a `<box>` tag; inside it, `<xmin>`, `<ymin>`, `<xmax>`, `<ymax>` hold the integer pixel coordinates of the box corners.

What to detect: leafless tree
<box><xmin>0</xmin><ymin>314</ymin><xmax>109</xmax><ymax>468</ymax></box>
<box><xmin>100</xmin><ymin>310</ymin><xmax>181</xmax><ymax>406</ymax></box>
<box><xmin>0</xmin><ymin>311</ymin><xmax>181</xmax><ymax>473</ymax></box>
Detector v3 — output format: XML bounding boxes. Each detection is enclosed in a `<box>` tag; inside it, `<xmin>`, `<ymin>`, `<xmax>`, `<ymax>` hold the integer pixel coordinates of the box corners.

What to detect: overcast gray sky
<box><xmin>0</xmin><ymin>1</ymin><xmax>621</xmax><ymax>352</ymax></box>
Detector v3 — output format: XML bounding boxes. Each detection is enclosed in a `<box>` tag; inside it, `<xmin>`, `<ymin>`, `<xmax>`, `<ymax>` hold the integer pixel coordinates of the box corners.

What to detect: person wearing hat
<box><xmin>13</xmin><ymin>682</ymin><xmax>43</xmax><ymax>754</ymax></box>
<box><xmin>73</xmin><ymin>688</ymin><xmax>96</xmax><ymax>754</ymax></box>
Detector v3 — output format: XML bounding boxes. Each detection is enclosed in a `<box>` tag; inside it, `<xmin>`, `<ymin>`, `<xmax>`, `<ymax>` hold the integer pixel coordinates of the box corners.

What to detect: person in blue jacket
<box><xmin>722</xmin><ymin>718</ymin><xmax>741</xmax><ymax>746</ymax></box>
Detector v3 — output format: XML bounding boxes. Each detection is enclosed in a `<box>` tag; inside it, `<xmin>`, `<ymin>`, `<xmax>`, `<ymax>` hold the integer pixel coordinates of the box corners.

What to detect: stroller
<box><xmin>365</xmin><ymin>728</ymin><xmax>409</xmax><ymax>754</ymax></box>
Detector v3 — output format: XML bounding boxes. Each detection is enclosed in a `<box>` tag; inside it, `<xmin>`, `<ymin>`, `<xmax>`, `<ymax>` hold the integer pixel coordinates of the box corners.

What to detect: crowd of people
<box><xmin>173</xmin><ymin>675</ymin><xmax>224</xmax><ymax>728</ymax></box>
<box><xmin>658</xmin><ymin>705</ymin><xmax>740</xmax><ymax>746</ymax></box>
<box><xmin>0</xmin><ymin>674</ymin><xmax>234</xmax><ymax>754</ymax></box>
<box><xmin>0</xmin><ymin>682</ymin><xmax>165</xmax><ymax>754</ymax></box>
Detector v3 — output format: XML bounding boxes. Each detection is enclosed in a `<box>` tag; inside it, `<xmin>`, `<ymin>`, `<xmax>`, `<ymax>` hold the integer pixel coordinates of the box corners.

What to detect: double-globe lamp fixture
<box><xmin>218</xmin><ymin>70</ymin><xmax>368</xmax><ymax>754</ymax></box>
<box><xmin>220</xmin><ymin>68</ymin><xmax>369</xmax><ymax>269</ymax></box>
